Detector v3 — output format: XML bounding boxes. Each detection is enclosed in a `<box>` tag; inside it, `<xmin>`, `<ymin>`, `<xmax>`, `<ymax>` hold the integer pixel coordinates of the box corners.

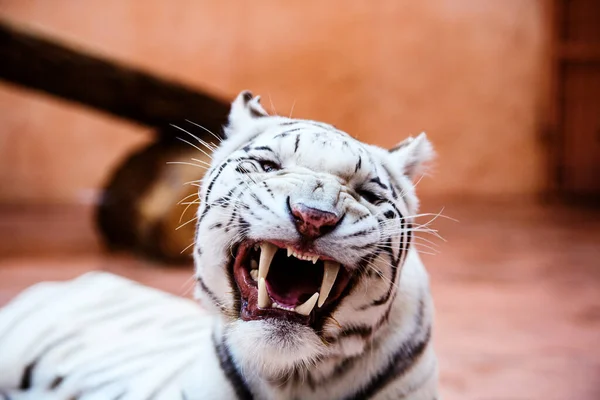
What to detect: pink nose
<box><xmin>290</xmin><ymin>203</ymin><xmax>342</xmax><ymax>239</ymax></box>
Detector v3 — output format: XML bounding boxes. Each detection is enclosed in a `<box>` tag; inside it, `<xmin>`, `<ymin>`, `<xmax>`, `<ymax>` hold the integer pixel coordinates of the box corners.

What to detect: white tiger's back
<box><xmin>0</xmin><ymin>272</ymin><xmax>236</xmax><ymax>400</ymax></box>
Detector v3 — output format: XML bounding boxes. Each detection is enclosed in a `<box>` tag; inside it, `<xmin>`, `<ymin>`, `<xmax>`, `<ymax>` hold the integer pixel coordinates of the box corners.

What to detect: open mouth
<box><xmin>232</xmin><ymin>241</ymin><xmax>353</xmax><ymax>325</ymax></box>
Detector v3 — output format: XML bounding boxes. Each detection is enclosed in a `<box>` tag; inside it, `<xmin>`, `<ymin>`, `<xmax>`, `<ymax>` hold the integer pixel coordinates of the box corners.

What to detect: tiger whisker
<box><xmin>179</xmin><ymin>274</ymin><xmax>198</xmax><ymax>297</ymax></box>
<box><xmin>179</xmin><ymin>198</ymin><xmax>202</xmax><ymax>224</ymax></box>
<box><xmin>268</xmin><ymin>93</ymin><xmax>278</xmax><ymax>116</ymax></box>
<box><xmin>176</xmin><ymin>216</ymin><xmax>199</xmax><ymax>231</ymax></box>
<box><xmin>177</xmin><ymin>192</ymin><xmax>200</xmax><ymax>205</ymax></box>
<box><xmin>170</xmin><ymin>124</ymin><xmax>215</xmax><ymax>159</ymax></box>
<box><xmin>190</xmin><ymin>158</ymin><xmax>213</xmax><ymax>167</ymax></box>
<box><xmin>173</xmin><ymin>123</ymin><xmax>219</xmax><ymax>152</ymax></box>
<box><xmin>182</xmin><ymin>178</ymin><xmax>205</xmax><ymax>186</ymax></box>
<box><xmin>180</xmin><ymin>240</ymin><xmax>196</xmax><ymax>254</ymax></box>
<box><xmin>176</xmin><ymin>136</ymin><xmax>208</xmax><ymax>155</ymax></box>
<box><xmin>166</xmin><ymin>161</ymin><xmax>209</xmax><ymax>170</ymax></box>
<box><xmin>185</xmin><ymin>119</ymin><xmax>224</xmax><ymax>143</ymax></box>
<box><xmin>371</xmin><ymin>242</ymin><xmax>440</xmax><ymax>254</ymax></box>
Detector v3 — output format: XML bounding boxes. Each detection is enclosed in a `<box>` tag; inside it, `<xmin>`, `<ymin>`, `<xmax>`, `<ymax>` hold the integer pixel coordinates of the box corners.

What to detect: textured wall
<box><xmin>0</xmin><ymin>0</ymin><xmax>550</xmax><ymax>203</ymax></box>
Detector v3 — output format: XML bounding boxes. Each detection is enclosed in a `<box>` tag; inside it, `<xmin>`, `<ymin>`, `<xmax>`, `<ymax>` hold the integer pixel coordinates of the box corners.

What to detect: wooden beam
<box><xmin>0</xmin><ymin>20</ymin><xmax>230</xmax><ymax>133</ymax></box>
<box><xmin>557</xmin><ymin>43</ymin><xmax>600</xmax><ymax>63</ymax></box>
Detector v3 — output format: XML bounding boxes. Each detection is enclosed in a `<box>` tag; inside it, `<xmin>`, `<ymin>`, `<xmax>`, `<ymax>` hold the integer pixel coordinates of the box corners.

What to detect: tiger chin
<box><xmin>194</xmin><ymin>91</ymin><xmax>439</xmax><ymax>399</ymax></box>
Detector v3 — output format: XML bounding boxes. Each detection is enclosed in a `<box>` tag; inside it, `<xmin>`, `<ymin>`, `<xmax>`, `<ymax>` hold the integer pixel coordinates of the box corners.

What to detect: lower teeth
<box><xmin>272</xmin><ymin>302</ymin><xmax>295</xmax><ymax>311</ymax></box>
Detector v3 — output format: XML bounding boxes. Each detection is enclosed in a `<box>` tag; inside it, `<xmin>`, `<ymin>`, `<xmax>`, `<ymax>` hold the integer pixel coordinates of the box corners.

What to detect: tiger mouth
<box><xmin>232</xmin><ymin>241</ymin><xmax>352</xmax><ymax>325</ymax></box>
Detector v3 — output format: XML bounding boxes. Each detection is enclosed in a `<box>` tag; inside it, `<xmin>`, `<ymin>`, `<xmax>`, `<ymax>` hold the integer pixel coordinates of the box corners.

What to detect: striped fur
<box><xmin>0</xmin><ymin>91</ymin><xmax>438</xmax><ymax>399</ymax></box>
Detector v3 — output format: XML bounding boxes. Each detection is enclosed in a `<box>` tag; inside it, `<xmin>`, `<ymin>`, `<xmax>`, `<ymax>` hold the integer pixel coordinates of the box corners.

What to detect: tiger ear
<box><xmin>388</xmin><ymin>133</ymin><xmax>434</xmax><ymax>180</ymax></box>
<box><xmin>226</xmin><ymin>90</ymin><xmax>268</xmax><ymax>136</ymax></box>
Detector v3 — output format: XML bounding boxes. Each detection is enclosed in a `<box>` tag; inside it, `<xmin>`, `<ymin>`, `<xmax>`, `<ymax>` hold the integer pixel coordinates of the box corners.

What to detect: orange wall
<box><xmin>0</xmin><ymin>0</ymin><xmax>550</xmax><ymax>203</ymax></box>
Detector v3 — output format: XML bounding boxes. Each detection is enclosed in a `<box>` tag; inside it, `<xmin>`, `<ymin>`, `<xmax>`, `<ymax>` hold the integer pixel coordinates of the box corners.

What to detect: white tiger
<box><xmin>0</xmin><ymin>91</ymin><xmax>439</xmax><ymax>400</ymax></box>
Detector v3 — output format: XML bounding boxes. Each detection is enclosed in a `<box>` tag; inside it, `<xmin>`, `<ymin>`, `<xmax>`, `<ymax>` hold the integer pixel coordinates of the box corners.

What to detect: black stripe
<box><xmin>350</xmin><ymin>242</ymin><xmax>377</xmax><ymax>251</ymax></box>
<box><xmin>352</xmin><ymin>213</ymin><xmax>370</xmax><ymax>224</ymax></box>
<box><xmin>253</xmin><ymin>146</ymin><xmax>275</xmax><ymax>153</ymax></box>
<box><xmin>355</xmin><ymin>156</ymin><xmax>362</xmax><ymax>173</ymax></box>
<box><xmin>205</xmin><ymin>159</ymin><xmax>232</xmax><ymax>199</ymax></box>
<box><xmin>249</xmin><ymin>108</ymin><xmax>265</xmax><ymax>118</ymax></box>
<box><xmin>213</xmin><ymin>334</ymin><xmax>253</xmax><ymax>400</ymax></box>
<box><xmin>370</xmin><ymin>177</ymin><xmax>388</xmax><ymax>190</ymax></box>
<box><xmin>273</xmin><ymin>127</ymin><xmax>303</xmax><ymax>139</ymax></box>
<box><xmin>224</xmin><ymin>203</ymin><xmax>241</xmax><ymax>233</ymax></box>
<box><xmin>261</xmin><ymin>181</ymin><xmax>275</xmax><ymax>199</ymax></box>
<box><xmin>50</xmin><ymin>376</ymin><xmax>64</xmax><ymax>389</ymax></box>
<box><xmin>281</xmin><ymin>119</ymin><xmax>336</xmax><ymax>131</ymax></box>
<box><xmin>361</xmin><ymin>239</ymin><xmax>395</xmax><ymax>309</ymax></box>
<box><xmin>359</xmin><ymin>221</ymin><xmax>410</xmax><ymax>310</ymax></box>
<box><xmin>294</xmin><ymin>134</ymin><xmax>301</xmax><ymax>152</ymax></box>
<box><xmin>196</xmin><ymin>276</ymin><xmax>225</xmax><ymax>312</ymax></box>
<box><xmin>249</xmin><ymin>192</ymin><xmax>274</xmax><ymax>214</ymax></box>
<box><xmin>197</xmin><ymin>203</ymin><xmax>211</xmax><ymax>225</ymax></box>
<box><xmin>337</xmin><ymin>227</ymin><xmax>377</xmax><ymax>240</ymax></box>
<box><xmin>316</xmin><ymin>304</ymin><xmax>393</xmax><ymax>386</ymax></box>
<box><xmin>325</xmin><ymin>304</ymin><xmax>392</xmax><ymax>344</ymax></box>
<box><xmin>19</xmin><ymin>331</ymin><xmax>80</xmax><ymax>390</ymax></box>
<box><xmin>235</xmin><ymin>162</ymin><xmax>258</xmax><ymax>174</ymax></box>
<box><xmin>343</xmin><ymin>300</ymin><xmax>430</xmax><ymax>400</ymax></box>
<box><xmin>343</xmin><ymin>328</ymin><xmax>431</xmax><ymax>400</ymax></box>
<box><xmin>210</xmin><ymin>186</ymin><xmax>242</xmax><ymax>208</ymax></box>
<box><xmin>381</xmin><ymin>164</ymin><xmax>400</xmax><ymax>199</ymax></box>
<box><xmin>19</xmin><ymin>362</ymin><xmax>34</xmax><ymax>389</ymax></box>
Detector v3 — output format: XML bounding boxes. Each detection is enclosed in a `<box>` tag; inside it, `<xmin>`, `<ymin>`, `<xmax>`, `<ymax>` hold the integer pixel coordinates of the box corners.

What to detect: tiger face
<box><xmin>194</xmin><ymin>91</ymin><xmax>433</xmax><ymax>377</ymax></box>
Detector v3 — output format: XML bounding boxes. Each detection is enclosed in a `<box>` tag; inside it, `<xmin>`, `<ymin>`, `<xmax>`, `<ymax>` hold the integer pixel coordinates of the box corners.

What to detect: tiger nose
<box><xmin>290</xmin><ymin>203</ymin><xmax>342</xmax><ymax>239</ymax></box>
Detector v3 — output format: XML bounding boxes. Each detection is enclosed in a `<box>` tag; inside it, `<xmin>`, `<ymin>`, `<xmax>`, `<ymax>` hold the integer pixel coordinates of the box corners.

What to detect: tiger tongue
<box><xmin>265</xmin><ymin>279</ymin><xmax>316</xmax><ymax>308</ymax></box>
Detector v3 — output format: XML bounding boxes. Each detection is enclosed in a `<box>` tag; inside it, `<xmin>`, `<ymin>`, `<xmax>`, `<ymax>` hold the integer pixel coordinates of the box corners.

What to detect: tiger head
<box><xmin>194</xmin><ymin>91</ymin><xmax>433</xmax><ymax>378</ymax></box>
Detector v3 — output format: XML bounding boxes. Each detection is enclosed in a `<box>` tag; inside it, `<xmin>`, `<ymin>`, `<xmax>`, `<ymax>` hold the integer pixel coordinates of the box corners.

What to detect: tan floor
<box><xmin>0</xmin><ymin>199</ymin><xmax>599</xmax><ymax>399</ymax></box>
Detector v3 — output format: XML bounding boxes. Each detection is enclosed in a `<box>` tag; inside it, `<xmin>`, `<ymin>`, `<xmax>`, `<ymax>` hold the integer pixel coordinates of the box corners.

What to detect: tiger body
<box><xmin>0</xmin><ymin>91</ymin><xmax>439</xmax><ymax>399</ymax></box>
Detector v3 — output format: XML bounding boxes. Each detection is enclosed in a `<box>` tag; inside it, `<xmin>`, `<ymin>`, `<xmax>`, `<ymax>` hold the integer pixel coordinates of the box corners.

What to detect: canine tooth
<box><xmin>312</xmin><ymin>256</ymin><xmax>319</xmax><ymax>264</ymax></box>
<box><xmin>258</xmin><ymin>277</ymin><xmax>271</xmax><ymax>308</ymax></box>
<box><xmin>295</xmin><ymin>292</ymin><xmax>319</xmax><ymax>316</ymax></box>
<box><xmin>250</xmin><ymin>259</ymin><xmax>258</xmax><ymax>270</ymax></box>
<box><xmin>318</xmin><ymin>261</ymin><xmax>340</xmax><ymax>308</ymax></box>
<box><xmin>287</xmin><ymin>247</ymin><xmax>293</xmax><ymax>257</ymax></box>
<box><xmin>259</xmin><ymin>243</ymin><xmax>277</xmax><ymax>279</ymax></box>
<box><xmin>250</xmin><ymin>269</ymin><xmax>258</xmax><ymax>281</ymax></box>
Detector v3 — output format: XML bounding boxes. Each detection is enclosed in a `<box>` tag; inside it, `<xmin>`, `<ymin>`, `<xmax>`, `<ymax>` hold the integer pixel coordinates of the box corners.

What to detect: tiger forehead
<box><xmin>249</xmin><ymin>129</ymin><xmax>372</xmax><ymax>180</ymax></box>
